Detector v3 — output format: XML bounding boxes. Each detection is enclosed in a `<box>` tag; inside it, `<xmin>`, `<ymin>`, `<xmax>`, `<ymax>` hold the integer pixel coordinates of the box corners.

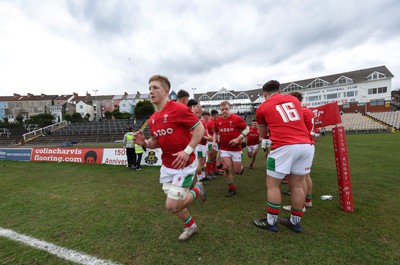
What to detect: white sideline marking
<box><xmin>0</xmin><ymin>227</ymin><xmax>120</xmax><ymax>265</ymax></box>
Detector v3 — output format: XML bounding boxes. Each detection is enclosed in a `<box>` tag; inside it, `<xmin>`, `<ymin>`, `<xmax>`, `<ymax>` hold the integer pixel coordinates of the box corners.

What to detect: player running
<box><xmin>213</xmin><ymin>100</ymin><xmax>249</xmax><ymax>197</ymax></box>
<box><xmin>246</xmin><ymin>120</ymin><xmax>261</xmax><ymax>169</ymax></box>
<box><xmin>134</xmin><ymin>75</ymin><xmax>206</xmax><ymax>242</ymax></box>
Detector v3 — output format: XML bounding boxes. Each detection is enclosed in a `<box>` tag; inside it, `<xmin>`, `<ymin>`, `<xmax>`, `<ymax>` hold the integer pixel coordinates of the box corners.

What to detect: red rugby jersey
<box><xmin>256</xmin><ymin>94</ymin><xmax>310</xmax><ymax>150</ymax></box>
<box><xmin>149</xmin><ymin>101</ymin><xmax>200</xmax><ymax>168</ymax></box>
<box><xmin>215</xmin><ymin>114</ymin><xmax>247</xmax><ymax>151</ymax></box>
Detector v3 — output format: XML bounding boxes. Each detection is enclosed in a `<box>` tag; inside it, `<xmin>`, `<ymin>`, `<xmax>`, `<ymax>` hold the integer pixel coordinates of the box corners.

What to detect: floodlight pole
<box><xmin>192</xmin><ymin>87</ymin><xmax>197</xmax><ymax>99</ymax></box>
<box><xmin>93</xmin><ymin>89</ymin><xmax>98</xmax><ymax>121</ymax></box>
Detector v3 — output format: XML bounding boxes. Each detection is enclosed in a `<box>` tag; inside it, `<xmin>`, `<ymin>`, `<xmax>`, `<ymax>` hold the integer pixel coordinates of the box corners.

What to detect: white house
<box><xmin>76</xmin><ymin>101</ymin><xmax>95</xmax><ymax>121</ymax></box>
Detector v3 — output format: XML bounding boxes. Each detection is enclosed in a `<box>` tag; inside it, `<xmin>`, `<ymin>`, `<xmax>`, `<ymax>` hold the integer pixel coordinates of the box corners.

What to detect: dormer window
<box><xmin>283</xmin><ymin>83</ymin><xmax>303</xmax><ymax>92</ymax></box>
<box><xmin>334</xmin><ymin>76</ymin><xmax>353</xmax><ymax>85</ymax></box>
<box><xmin>367</xmin><ymin>71</ymin><xmax>385</xmax><ymax>80</ymax></box>
<box><xmin>308</xmin><ymin>78</ymin><xmax>329</xmax><ymax>88</ymax></box>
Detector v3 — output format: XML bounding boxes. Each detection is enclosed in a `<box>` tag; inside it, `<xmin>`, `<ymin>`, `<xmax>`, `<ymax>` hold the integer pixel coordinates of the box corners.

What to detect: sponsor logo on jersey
<box><xmin>153</xmin><ymin>128</ymin><xmax>174</xmax><ymax>137</ymax></box>
<box><xmin>219</xmin><ymin>128</ymin><xmax>234</xmax><ymax>132</ymax></box>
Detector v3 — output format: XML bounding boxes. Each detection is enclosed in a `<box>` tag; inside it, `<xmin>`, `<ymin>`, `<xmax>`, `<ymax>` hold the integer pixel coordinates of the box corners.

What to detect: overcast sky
<box><xmin>1</xmin><ymin>0</ymin><xmax>400</xmax><ymax>98</ymax></box>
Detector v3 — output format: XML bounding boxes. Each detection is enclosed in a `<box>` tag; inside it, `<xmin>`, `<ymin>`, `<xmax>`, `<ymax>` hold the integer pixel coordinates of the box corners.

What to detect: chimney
<box><xmin>86</xmin><ymin>91</ymin><xmax>91</xmax><ymax>97</ymax></box>
<box><xmin>73</xmin><ymin>92</ymin><xmax>78</xmax><ymax>98</ymax></box>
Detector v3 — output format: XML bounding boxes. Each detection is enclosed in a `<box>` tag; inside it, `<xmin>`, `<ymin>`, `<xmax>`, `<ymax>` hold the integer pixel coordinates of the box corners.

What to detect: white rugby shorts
<box><xmin>207</xmin><ymin>141</ymin><xmax>218</xmax><ymax>151</ymax></box>
<box><xmin>160</xmin><ymin>160</ymin><xmax>197</xmax><ymax>188</ymax></box>
<box><xmin>195</xmin><ymin>144</ymin><xmax>208</xmax><ymax>158</ymax></box>
<box><xmin>246</xmin><ymin>144</ymin><xmax>259</xmax><ymax>153</ymax></box>
<box><xmin>266</xmin><ymin>144</ymin><xmax>313</xmax><ymax>179</ymax></box>
<box><xmin>219</xmin><ymin>150</ymin><xmax>242</xmax><ymax>162</ymax></box>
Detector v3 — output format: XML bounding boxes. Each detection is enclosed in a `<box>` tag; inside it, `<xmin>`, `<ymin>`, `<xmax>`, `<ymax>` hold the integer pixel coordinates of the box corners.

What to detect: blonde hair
<box><xmin>149</xmin><ymin>75</ymin><xmax>171</xmax><ymax>90</ymax></box>
<box><xmin>219</xmin><ymin>100</ymin><xmax>230</xmax><ymax>107</ymax></box>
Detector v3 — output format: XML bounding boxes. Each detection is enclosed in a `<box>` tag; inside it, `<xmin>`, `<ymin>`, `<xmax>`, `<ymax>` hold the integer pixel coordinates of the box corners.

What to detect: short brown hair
<box><xmin>202</xmin><ymin>111</ymin><xmax>210</xmax><ymax>116</ymax></box>
<box><xmin>149</xmin><ymin>75</ymin><xmax>171</xmax><ymax>90</ymax></box>
<box><xmin>177</xmin><ymin>89</ymin><xmax>189</xmax><ymax>99</ymax></box>
<box><xmin>262</xmin><ymin>80</ymin><xmax>280</xmax><ymax>93</ymax></box>
<box><xmin>290</xmin><ymin>91</ymin><xmax>303</xmax><ymax>102</ymax></box>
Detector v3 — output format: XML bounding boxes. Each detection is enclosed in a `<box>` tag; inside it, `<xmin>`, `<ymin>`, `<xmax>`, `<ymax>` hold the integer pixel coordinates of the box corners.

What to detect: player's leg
<box><xmin>231</xmin><ymin>151</ymin><xmax>244</xmax><ymax>175</ymax></box>
<box><xmin>220</xmin><ymin>152</ymin><xmax>236</xmax><ymax>197</ymax></box>
<box><xmin>281</xmin><ymin>144</ymin><xmax>313</xmax><ymax>233</ymax></box>
<box><xmin>305</xmin><ymin>173</ymin><xmax>313</xmax><ymax>207</ymax></box>
<box><xmin>195</xmin><ymin>146</ymin><xmax>206</xmax><ymax>183</ymax></box>
<box><xmin>250</xmin><ymin>145</ymin><xmax>258</xmax><ymax>168</ymax></box>
<box><xmin>253</xmin><ymin>146</ymin><xmax>289</xmax><ymax>232</ymax></box>
<box><xmin>160</xmin><ymin>162</ymin><xmax>206</xmax><ymax>241</ymax></box>
<box><xmin>252</xmin><ymin>174</ymin><xmax>283</xmax><ymax>232</ymax></box>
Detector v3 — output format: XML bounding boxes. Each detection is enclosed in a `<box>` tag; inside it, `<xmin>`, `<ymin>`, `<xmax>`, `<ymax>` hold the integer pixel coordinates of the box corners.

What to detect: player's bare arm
<box><xmin>172</xmin><ymin>122</ymin><xmax>205</xmax><ymax>169</ymax></box>
<box><xmin>229</xmin><ymin>125</ymin><xmax>250</xmax><ymax>146</ymax></box>
<box><xmin>258</xmin><ymin>125</ymin><xmax>267</xmax><ymax>139</ymax></box>
<box><xmin>212</xmin><ymin>131</ymin><xmax>217</xmax><ymax>148</ymax></box>
<box><xmin>134</xmin><ymin>131</ymin><xmax>160</xmax><ymax>149</ymax></box>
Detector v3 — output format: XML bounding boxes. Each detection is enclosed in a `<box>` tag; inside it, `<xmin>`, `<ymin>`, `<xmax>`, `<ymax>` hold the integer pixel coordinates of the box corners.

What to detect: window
<box><xmin>327</xmin><ymin>93</ymin><xmax>338</xmax><ymax>99</ymax></box>
<box><xmin>199</xmin><ymin>94</ymin><xmax>211</xmax><ymax>101</ymax></box>
<box><xmin>80</xmin><ymin>105</ymin><xmax>83</xmax><ymax>109</ymax></box>
<box><xmin>368</xmin><ymin>72</ymin><xmax>385</xmax><ymax>80</ymax></box>
<box><xmin>307</xmin><ymin>96</ymin><xmax>319</xmax><ymax>101</ymax></box>
<box><xmin>308</xmin><ymin>79</ymin><xmax>329</xmax><ymax>88</ymax></box>
<box><xmin>346</xmin><ymin>91</ymin><xmax>355</xmax><ymax>97</ymax></box>
<box><xmin>370</xmin><ymin>99</ymin><xmax>385</xmax><ymax>106</ymax></box>
<box><xmin>368</xmin><ymin>87</ymin><xmax>387</xmax><ymax>95</ymax></box>
<box><xmin>284</xmin><ymin>83</ymin><xmax>302</xmax><ymax>92</ymax></box>
<box><xmin>213</xmin><ymin>93</ymin><xmax>234</xmax><ymax>101</ymax></box>
<box><xmin>343</xmin><ymin>103</ymin><xmax>350</xmax><ymax>109</ymax></box>
<box><xmin>236</xmin><ymin>93</ymin><xmax>249</xmax><ymax>100</ymax></box>
<box><xmin>334</xmin><ymin>76</ymin><xmax>353</xmax><ymax>85</ymax></box>
<box><xmin>378</xmin><ymin>87</ymin><xmax>387</xmax><ymax>93</ymax></box>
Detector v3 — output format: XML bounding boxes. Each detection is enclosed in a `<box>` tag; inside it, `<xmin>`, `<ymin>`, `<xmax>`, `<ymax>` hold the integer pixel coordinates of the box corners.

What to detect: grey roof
<box><xmin>194</xmin><ymin>87</ymin><xmax>262</xmax><ymax>103</ymax></box>
<box><xmin>194</xmin><ymin>65</ymin><xmax>394</xmax><ymax>101</ymax></box>
<box><xmin>280</xmin><ymin>65</ymin><xmax>394</xmax><ymax>90</ymax></box>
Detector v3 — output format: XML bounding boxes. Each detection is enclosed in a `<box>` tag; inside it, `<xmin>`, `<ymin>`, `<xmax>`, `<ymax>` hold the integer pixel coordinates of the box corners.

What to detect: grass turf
<box><xmin>0</xmin><ymin>133</ymin><xmax>399</xmax><ymax>264</ymax></box>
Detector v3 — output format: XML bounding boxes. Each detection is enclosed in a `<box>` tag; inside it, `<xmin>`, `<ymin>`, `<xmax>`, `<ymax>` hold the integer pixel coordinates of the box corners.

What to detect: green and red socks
<box><xmin>306</xmin><ymin>194</ymin><xmax>312</xmax><ymax>204</ymax></box>
<box><xmin>266</xmin><ymin>201</ymin><xmax>280</xmax><ymax>225</ymax></box>
<box><xmin>189</xmin><ymin>187</ymin><xmax>200</xmax><ymax>200</ymax></box>
<box><xmin>184</xmin><ymin>215</ymin><xmax>197</xmax><ymax>228</ymax></box>
<box><xmin>228</xmin><ymin>182</ymin><xmax>236</xmax><ymax>191</ymax></box>
<box><xmin>290</xmin><ymin>207</ymin><xmax>303</xmax><ymax>225</ymax></box>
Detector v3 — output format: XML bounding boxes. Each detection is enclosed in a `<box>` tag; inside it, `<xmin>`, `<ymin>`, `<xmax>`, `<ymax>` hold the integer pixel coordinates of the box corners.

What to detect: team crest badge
<box><xmin>163</xmin><ymin>114</ymin><xmax>168</xmax><ymax>123</ymax></box>
<box><xmin>145</xmin><ymin>150</ymin><xmax>158</xmax><ymax>165</ymax></box>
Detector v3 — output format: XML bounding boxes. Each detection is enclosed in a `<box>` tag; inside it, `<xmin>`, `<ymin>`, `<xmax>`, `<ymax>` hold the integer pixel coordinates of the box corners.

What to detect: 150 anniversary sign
<box><xmin>0</xmin><ymin>147</ymin><xmax>162</xmax><ymax>166</ymax></box>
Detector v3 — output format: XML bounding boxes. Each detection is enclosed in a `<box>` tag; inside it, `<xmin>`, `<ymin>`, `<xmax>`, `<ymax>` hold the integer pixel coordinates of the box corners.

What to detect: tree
<box><xmin>16</xmin><ymin>115</ymin><xmax>24</xmax><ymax>125</ymax></box>
<box><xmin>104</xmin><ymin>111</ymin><xmax>112</xmax><ymax>119</ymax></box>
<box><xmin>64</xmin><ymin>113</ymin><xmax>72</xmax><ymax>122</ymax></box>
<box><xmin>112</xmin><ymin>109</ymin><xmax>122</xmax><ymax>119</ymax></box>
<box><xmin>28</xmin><ymin>113</ymin><xmax>54</xmax><ymax>127</ymax></box>
<box><xmin>72</xmin><ymin>112</ymin><xmax>83</xmax><ymax>123</ymax></box>
<box><xmin>134</xmin><ymin>100</ymin><xmax>154</xmax><ymax>119</ymax></box>
<box><xmin>84</xmin><ymin>113</ymin><xmax>91</xmax><ymax>122</ymax></box>
<box><xmin>3</xmin><ymin>117</ymin><xmax>9</xmax><ymax>124</ymax></box>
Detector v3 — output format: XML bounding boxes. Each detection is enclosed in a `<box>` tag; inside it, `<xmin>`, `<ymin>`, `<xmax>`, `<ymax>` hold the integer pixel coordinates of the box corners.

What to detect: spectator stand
<box><xmin>366</xmin><ymin>111</ymin><xmax>400</xmax><ymax>131</ymax></box>
<box><xmin>324</xmin><ymin>113</ymin><xmax>388</xmax><ymax>133</ymax></box>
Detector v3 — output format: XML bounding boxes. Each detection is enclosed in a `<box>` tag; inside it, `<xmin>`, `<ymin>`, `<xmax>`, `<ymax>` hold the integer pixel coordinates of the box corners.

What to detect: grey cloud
<box><xmin>66</xmin><ymin>0</ymin><xmax>141</xmax><ymax>36</ymax></box>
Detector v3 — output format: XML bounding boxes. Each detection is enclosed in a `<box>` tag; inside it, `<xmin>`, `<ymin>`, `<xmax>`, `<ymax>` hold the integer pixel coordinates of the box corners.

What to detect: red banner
<box><xmin>332</xmin><ymin>126</ymin><xmax>354</xmax><ymax>212</ymax></box>
<box><xmin>310</xmin><ymin>102</ymin><xmax>342</xmax><ymax>128</ymax></box>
